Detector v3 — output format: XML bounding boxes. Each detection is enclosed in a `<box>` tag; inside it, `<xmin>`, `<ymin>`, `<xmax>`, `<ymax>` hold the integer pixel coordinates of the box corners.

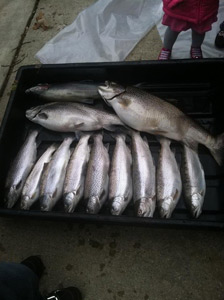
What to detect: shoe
<box><xmin>215</xmin><ymin>30</ymin><xmax>224</xmax><ymax>48</ymax></box>
<box><xmin>190</xmin><ymin>46</ymin><xmax>203</xmax><ymax>59</ymax></box>
<box><xmin>158</xmin><ymin>48</ymin><xmax>171</xmax><ymax>60</ymax></box>
<box><xmin>21</xmin><ymin>256</ymin><xmax>45</xmax><ymax>279</ymax></box>
<box><xmin>46</xmin><ymin>287</ymin><xmax>82</xmax><ymax>300</ymax></box>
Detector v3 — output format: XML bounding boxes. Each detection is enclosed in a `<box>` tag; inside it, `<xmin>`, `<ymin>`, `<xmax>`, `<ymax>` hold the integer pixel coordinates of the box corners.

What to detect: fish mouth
<box><xmin>25</xmin><ymin>84</ymin><xmax>49</xmax><ymax>95</ymax></box>
<box><xmin>192</xmin><ymin>206</ymin><xmax>202</xmax><ymax>218</ymax></box>
<box><xmin>40</xmin><ymin>194</ymin><xmax>52</xmax><ymax>211</ymax></box>
<box><xmin>98</xmin><ymin>81</ymin><xmax>126</xmax><ymax>105</ymax></box>
<box><xmin>20</xmin><ymin>195</ymin><xmax>30</xmax><ymax>210</ymax></box>
<box><xmin>160</xmin><ymin>208</ymin><xmax>172</xmax><ymax>219</ymax></box>
<box><xmin>64</xmin><ymin>193</ymin><xmax>76</xmax><ymax>213</ymax></box>
<box><xmin>135</xmin><ymin>198</ymin><xmax>155</xmax><ymax>218</ymax></box>
<box><xmin>4</xmin><ymin>187</ymin><xmax>20</xmax><ymax>209</ymax></box>
<box><xmin>26</xmin><ymin>106</ymin><xmax>43</xmax><ymax>120</ymax></box>
<box><xmin>86</xmin><ymin>196</ymin><xmax>101</xmax><ymax>214</ymax></box>
<box><xmin>190</xmin><ymin>193</ymin><xmax>204</xmax><ymax>218</ymax></box>
<box><xmin>111</xmin><ymin>197</ymin><xmax>124</xmax><ymax>216</ymax></box>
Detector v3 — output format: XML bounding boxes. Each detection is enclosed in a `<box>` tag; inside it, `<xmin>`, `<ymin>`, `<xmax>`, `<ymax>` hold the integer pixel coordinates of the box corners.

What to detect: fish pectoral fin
<box><xmin>100</xmin><ymin>189</ymin><xmax>107</xmax><ymax>199</ymax></box>
<box><xmin>183</xmin><ymin>139</ymin><xmax>198</xmax><ymax>152</ymax></box>
<box><xmin>16</xmin><ymin>180</ymin><xmax>23</xmax><ymax>191</ymax></box>
<box><xmin>199</xmin><ymin>189</ymin><xmax>205</xmax><ymax>197</ymax></box>
<box><xmin>143</xmin><ymin>136</ymin><xmax>149</xmax><ymax>146</ymax></box>
<box><xmin>73</xmin><ymin>122</ymin><xmax>85</xmax><ymax>130</ymax></box>
<box><xmin>152</xmin><ymin>195</ymin><xmax>156</xmax><ymax>202</ymax></box>
<box><xmin>172</xmin><ymin>188</ymin><xmax>180</xmax><ymax>201</ymax></box>
<box><xmin>53</xmin><ymin>188</ymin><xmax>58</xmax><ymax>198</ymax></box>
<box><xmin>152</xmin><ymin>130</ymin><xmax>168</xmax><ymax>136</ymax></box>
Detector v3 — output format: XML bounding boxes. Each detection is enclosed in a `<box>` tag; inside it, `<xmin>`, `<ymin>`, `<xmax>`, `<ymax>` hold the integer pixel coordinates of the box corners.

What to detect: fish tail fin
<box><xmin>110</xmin><ymin>133</ymin><xmax>126</xmax><ymax>141</ymax></box>
<box><xmin>209</xmin><ymin>132</ymin><xmax>224</xmax><ymax>166</ymax></box>
<box><xmin>93</xmin><ymin>132</ymin><xmax>103</xmax><ymax>141</ymax></box>
<box><xmin>157</xmin><ymin>136</ymin><xmax>171</xmax><ymax>146</ymax></box>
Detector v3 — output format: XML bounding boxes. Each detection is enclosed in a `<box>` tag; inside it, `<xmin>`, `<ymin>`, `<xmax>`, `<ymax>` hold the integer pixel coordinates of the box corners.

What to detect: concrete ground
<box><xmin>0</xmin><ymin>1</ymin><xmax>224</xmax><ymax>300</ymax></box>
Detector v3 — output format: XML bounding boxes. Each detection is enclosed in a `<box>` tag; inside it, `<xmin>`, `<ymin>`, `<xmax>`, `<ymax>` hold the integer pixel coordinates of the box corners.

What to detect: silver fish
<box><xmin>109</xmin><ymin>134</ymin><xmax>132</xmax><ymax>216</ymax></box>
<box><xmin>25</xmin><ymin>82</ymin><xmax>101</xmax><ymax>103</ymax></box>
<box><xmin>26</xmin><ymin>102</ymin><xmax>125</xmax><ymax>133</ymax></box>
<box><xmin>5</xmin><ymin>130</ymin><xmax>39</xmax><ymax>209</ymax></box>
<box><xmin>84</xmin><ymin>133</ymin><xmax>110</xmax><ymax>214</ymax></box>
<box><xmin>63</xmin><ymin>134</ymin><xmax>91</xmax><ymax>213</ymax></box>
<box><xmin>157</xmin><ymin>138</ymin><xmax>182</xmax><ymax>218</ymax></box>
<box><xmin>21</xmin><ymin>143</ymin><xmax>57</xmax><ymax>210</ymax></box>
<box><xmin>132</xmin><ymin>131</ymin><xmax>156</xmax><ymax>217</ymax></box>
<box><xmin>40</xmin><ymin>137</ymin><xmax>73</xmax><ymax>211</ymax></box>
<box><xmin>181</xmin><ymin>145</ymin><xmax>206</xmax><ymax>218</ymax></box>
<box><xmin>98</xmin><ymin>82</ymin><xmax>224</xmax><ymax>166</ymax></box>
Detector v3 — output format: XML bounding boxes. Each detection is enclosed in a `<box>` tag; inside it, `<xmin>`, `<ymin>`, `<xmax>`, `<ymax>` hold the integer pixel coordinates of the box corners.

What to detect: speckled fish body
<box><xmin>132</xmin><ymin>131</ymin><xmax>156</xmax><ymax>217</ymax></box>
<box><xmin>181</xmin><ymin>145</ymin><xmax>206</xmax><ymax>218</ymax></box>
<box><xmin>21</xmin><ymin>143</ymin><xmax>57</xmax><ymax>210</ymax></box>
<box><xmin>98</xmin><ymin>81</ymin><xmax>224</xmax><ymax>166</ymax></box>
<box><xmin>5</xmin><ymin>130</ymin><xmax>39</xmax><ymax>208</ymax></box>
<box><xmin>26</xmin><ymin>102</ymin><xmax>124</xmax><ymax>133</ymax></box>
<box><xmin>40</xmin><ymin>137</ymin><xmax>73</xmax><ymax>211</ymax></box>
<box><xmin>84</xmin><ymin>133</ymin><xmax>110</xmax><ymax>214</ymax></box>
<box><xmin>63</xmin><ymin>134</ymin><xmax>91</xmax><ymax>213</ymax></box>
<box><xmin>25</xmin><ymin>82</ymin><xmax>101</xmax><ymax>103</ymax></box>
<box><xmin>157</xmin><ymin>138</ymin><xmax>182</xmax><ymax>218</ymax></box>
<box><xmin>109</xmin><ymin>134</ymin><xmax>132</xmax><ymax>216</ymax></box>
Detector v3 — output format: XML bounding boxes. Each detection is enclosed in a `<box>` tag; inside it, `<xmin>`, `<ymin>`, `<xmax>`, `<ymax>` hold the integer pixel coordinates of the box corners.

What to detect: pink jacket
<box><xmin>163</xmin><ymin>0</ymin><xmax>219</xmax><ymax>24</ymax></box>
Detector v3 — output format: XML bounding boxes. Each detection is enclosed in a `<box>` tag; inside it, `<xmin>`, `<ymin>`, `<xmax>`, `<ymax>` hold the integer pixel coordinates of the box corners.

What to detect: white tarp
<box><xmin>36</xmin><ymin>0</ymin><xmax>223</xmax><ymax>63</ymax></box>
<box><xmin>36</xmin><ymin>0</ymin><xmax>162</xmax><ymax>63</ymax></box>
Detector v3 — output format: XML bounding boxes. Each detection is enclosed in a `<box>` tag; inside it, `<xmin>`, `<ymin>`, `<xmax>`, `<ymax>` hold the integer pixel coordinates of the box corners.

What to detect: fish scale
<box><xmin>85</xmin><ymin>133</ymin><xmax>110</xmax><ymax>214</ymax></box>
<box><xmin>132</xmin><ymin>131</ymin><xmax>156</xmax><ymax>217</ymax></box>
<box><xmin>5</xmin><ymin>130</ymin><xmax>39</xmax><ymax>209</ymax></box>
<box><xmin>26</xmin><ymin>102</ymin><xmax>125</xmax><ymax>133</ymax></box>
<box><xmin>109</xmin><ymin>134</ymin><xmax>132</xmax><ymax>216</ymax></box>
<box><xmin>156</xmin><ymin>138</ymin><xmax>182</xmax><ymax>218</ymax></box>
<box><xmin>63</xmin><ymin>134</ymin><xmax>91</xmax><ymax>213</ymax></box>
<box><xmin>181</xmin><ymin>145</ymin><xmax>206</xmax><ymax>218</ymax></box>
<box><xmin>98</xmin><ymin>81</ymin><xmax>224</xmax><ymax>166</ymax></box>
<box><xmin>40</xmin><ymin>137</ymin><xmax>74</xmax><ymax>211</ymax></box>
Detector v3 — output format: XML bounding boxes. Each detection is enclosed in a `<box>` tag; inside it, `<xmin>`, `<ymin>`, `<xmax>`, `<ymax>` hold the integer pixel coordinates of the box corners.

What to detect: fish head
<box><xmin>5</xmin><ymin>185</ymin><xmax>21</xmax><ymax>208</ymax></box>
<box><xmin>190</xmin><ymin>193</ymin><xmax>204</xmax><ymax>218</ymax></box>
<box><xmin>25</xmin><ymin>84</ymin><xmax>49</xmax><ymax>95</ymax></box>
<box><xmin>26</xmin><ymin>105</ymin><xmax>49</xmax><ymax>123</ymax></box>
<box><xmin>86</xmin><ymin>196</ymin><xmax>101</xmax><ymax>214</ymax></box>
<box><xmin>40</xmin><ymin>194</ymin><xmax>53</xmax><ymax>211</ymax></box>
<box><xmin>64</xmin><ymin>192</ymin><xmax>78</xmax><ymax>213</ymax></box>
<box><xmin>159</xmin><ymin>196</ymin><xmax>174</xmax><ymax>219</ymax></box>
<box><xmin>111</xmin><ymin>197</ymin><xmax>125</xmax><ymax>216</ymax></box>
<box><xmin>20</xmin><ymin>195</ymin><xmax>31</xmax><ymax>210</ymax></box>
<box><xmin>135</xmin><ymin>197</ymin><xmax>156</xmax><ymax>218</ymax></box>
<box><xmin>98</xmin><ymin>81</ymin><xmax>126</xmax><ymax>106</ymax></box>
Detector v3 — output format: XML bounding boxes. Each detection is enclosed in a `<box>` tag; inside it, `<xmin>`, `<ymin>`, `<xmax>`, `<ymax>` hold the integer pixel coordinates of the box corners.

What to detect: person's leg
<box><xmin>0</xmin><ymin>257</ymin><xmax>82</xmax><ymax>300</ymax></box>
<box><xmin>164</xmin><ymin>26</ymin><xmax>180</xmax><ymax>50</ymax></box>
<box><xmin>0</xmin><ymin>262</ymin><xmax>43</xmax><ymax>300</ymax></box>
<box><xmin>215</xmin><ymin>21</ymin><xmax>224</xmax><ymax>48</ymax></box>
<box><xmin>158</xmin><ymin>26</ymin><xmax>180</xmax><ymax>60</ymax></box>
<box><xmin>190</xmin><ymin>29</ymin><xmax>205</xmax><ymax>58</ymax></box>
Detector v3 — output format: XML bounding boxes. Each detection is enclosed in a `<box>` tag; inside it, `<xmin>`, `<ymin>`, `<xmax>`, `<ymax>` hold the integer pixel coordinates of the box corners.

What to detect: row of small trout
<box><xmin>5</xmin><ymin>130</ymin><xmax>205</xmax><ymax>218</ymax></box>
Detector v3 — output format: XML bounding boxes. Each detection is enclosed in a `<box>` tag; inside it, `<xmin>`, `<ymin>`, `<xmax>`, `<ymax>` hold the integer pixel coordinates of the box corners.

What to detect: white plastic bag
<box><xmin>36</xmin><ymin>0</ymin><xmax>163</xmax><ymax>63</ymax></box>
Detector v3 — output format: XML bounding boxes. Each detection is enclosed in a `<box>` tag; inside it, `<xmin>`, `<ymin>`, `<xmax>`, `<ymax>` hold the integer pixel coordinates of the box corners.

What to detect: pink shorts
<box><xmin>162</xmin><ymin>14</ymin><xmax>217</xmax><ymax>34</ymax></box>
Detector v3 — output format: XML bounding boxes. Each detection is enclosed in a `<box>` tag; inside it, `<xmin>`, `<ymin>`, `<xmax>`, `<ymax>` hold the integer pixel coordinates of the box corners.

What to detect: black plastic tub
<box><xmin>0</xmin><ymin>60</ymin><xmax>223</xmax><ymax>229</ymax></box>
